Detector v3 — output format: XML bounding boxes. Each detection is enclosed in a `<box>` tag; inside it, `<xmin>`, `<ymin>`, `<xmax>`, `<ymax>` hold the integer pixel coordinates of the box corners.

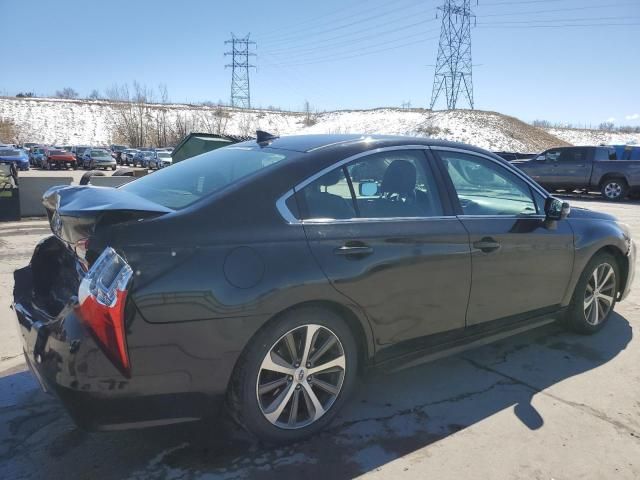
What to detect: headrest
<box><xmin>381</xmin><ymin>160</ymin><xmax>416</xmax><ymax>197</ymax></box>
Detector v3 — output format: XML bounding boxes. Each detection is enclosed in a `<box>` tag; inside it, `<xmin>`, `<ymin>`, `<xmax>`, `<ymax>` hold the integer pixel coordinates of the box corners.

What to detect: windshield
<box><xmin>121</xmin><ymin>146</ymin><xmax>289</xmax><ymax>209</ymax></box>
<box><xmin>91</xmin><ymin>150</ymin><xmax>111</xmax><ymax>158</ymax></box>
<box><xmin>50</xmin><ymin>150</ymin><xmax>67</xmax><ymax>155</ymax></box>
<box><xmin>157</xmin><ymin>152</ymin><xmax>171</xmax><ymax>158</ymax></box>
<box><xmin>0</xmin><ymin>149</ymin><xmax>22</xmax><ymax>156</ymax></box>
<box><xmin>142</xmin><ymin>151</ymin><xmax>153</xmax><ymax>157</ymax></box>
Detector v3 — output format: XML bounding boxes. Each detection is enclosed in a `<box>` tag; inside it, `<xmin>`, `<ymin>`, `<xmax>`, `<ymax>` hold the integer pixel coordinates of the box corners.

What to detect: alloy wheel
<box><xmin>604</xmin><ymin>182</ymin><xmax>622</xmax><ymax>199</ymax></box>
<box><xmin>256</xmin><ymin>324</ymin><xmax>346</xmax><ymax>430</ymax></box>
<box><xmin>584</xmin><ymin>263</ymin><xmax>616</xmax><ymax>325</ymax></box>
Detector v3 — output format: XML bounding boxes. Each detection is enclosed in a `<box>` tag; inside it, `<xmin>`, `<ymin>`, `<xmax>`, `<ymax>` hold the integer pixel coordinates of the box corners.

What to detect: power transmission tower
<box><xmin>429</xmin><ymin>0</ymin><xmax>475</xmax><ymax>110</ymax></box>
<box><xmin>224</xmin><ymin>33</ymin><xmax>256</xmax><ymax>108</ymax></box>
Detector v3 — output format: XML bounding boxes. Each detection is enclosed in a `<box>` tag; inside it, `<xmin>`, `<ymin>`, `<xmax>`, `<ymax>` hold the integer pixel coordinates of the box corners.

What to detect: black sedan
<box><xmin>12</xmin><ymin>134</ymin><xmax>636</xmax><ymax>443</ymax></box>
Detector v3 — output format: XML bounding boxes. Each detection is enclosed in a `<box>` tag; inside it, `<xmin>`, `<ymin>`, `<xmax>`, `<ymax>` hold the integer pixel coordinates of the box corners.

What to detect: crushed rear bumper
<box><xmin>13</xmin><ymin>262</ymin><xmax>221</xmax><ymax>431</ymax></box>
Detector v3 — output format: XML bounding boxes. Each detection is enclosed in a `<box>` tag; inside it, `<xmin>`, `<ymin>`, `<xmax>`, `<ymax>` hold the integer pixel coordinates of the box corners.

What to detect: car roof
<box><xmin>234</xmin><ymin>133</ymin><xmax>498</xmax><ymax>157</ymax></box>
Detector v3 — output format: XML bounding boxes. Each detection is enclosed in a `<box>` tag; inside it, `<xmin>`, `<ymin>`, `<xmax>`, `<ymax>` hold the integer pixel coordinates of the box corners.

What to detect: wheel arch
<box><xmin>227</xmin><ymin>299</ymin><xmax>374</xmax><ymax>392</ymax></box>
<box><xmin>598</xmin><ymin>173</ymin><xmax>629</xmax><ymax>188</ymax></box>
<box><xmin>594</xmin><ymin>245</ymin><xmax>630</xmax><ymax>299</ymax></box>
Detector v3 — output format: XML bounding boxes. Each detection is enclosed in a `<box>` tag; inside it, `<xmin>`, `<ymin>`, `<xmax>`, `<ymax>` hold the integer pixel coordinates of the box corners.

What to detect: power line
<box><xmin>258</xmin><ymin>0</ymin><xmax>392</xmax><ymax>41</ymax></box>
<box><xmin>478</xmin><ymin>22</ymin><xmax>640</xmax><ymax>28</ymax></box>
<box><xmin>479</xmin><ymin>15</ymin><xmax>640</xmax><ymax>24</ymax></box>
<box><xmin>264</xmin><ymin>33</ymin><xmax>441</xmax><ymax>68</ymax></box>
<box><xmin>264</xmin><ymin>20</ymin><xmax>439</xmax><ymax>61</ymax></box>
<box><xmin>224</xmin><ymin>34</ymin><xmax>256</xmax><ymax>108</ymax></box>
<box><xmin>480</xmin><ymin>1</ymin><xmax>638</xmax><ymax>17</ymax></box>
<box><xmin>260</xmin><ymin>0</ymin><xmax>433</xmax><ymax>47</ymax></box>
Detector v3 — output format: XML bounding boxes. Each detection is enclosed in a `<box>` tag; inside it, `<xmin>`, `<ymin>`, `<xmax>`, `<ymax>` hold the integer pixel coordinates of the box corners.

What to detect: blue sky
<box><xmin>1</xmin><ymin>0</ymin><xmax>638</xmax><ymax>125</ymax></box>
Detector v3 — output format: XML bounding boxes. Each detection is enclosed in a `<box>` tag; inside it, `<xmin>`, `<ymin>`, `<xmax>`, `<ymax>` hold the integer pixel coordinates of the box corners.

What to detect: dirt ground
<box><xmin>1</xmin><ymin>193</ymin><xmax>639</xmax><ymax>480</ymax></box>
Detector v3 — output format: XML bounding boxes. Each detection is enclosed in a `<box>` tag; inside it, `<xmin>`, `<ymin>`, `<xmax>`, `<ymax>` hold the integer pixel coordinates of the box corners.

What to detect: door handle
<box><xmin>334</xmin><ymin>244</ymin><xmax>374</xmax><ymax>256</ymax></box>
<box><xmin>473</xmin><ymin>237</ymin><xmax>501</xmax><ymax>253</ymax></box>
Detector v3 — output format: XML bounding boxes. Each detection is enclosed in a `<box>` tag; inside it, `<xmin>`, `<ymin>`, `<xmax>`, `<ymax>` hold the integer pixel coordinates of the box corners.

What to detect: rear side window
<box><xmin>297</xmin><ymin>150</ymin><xmax>443</xmax><ymax>220</ymax></box>
<box><xmin>594</xmin><ymin>148</ymin><xmax>616</xmax><ymax>161</ymax></box>
<box><xmin>121</xmin><ymin>146</ymin><xmax>288</xmax><ymax>209</ymax></box>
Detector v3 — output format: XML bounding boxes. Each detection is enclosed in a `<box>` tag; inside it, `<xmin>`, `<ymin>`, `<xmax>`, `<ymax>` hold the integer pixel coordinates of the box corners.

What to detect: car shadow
<box><xmin>0</xmin><ymin>313</ymin><xmax>633</xmax><ymax>479</ymax></box>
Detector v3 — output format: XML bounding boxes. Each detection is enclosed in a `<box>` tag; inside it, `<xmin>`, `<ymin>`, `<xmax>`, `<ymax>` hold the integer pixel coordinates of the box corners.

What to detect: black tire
<box><xmin>565</xmin><ymin>252</ymin><xmax>619</xmax><ymax>334</ymax></box>
<box><xmin>79</xmin><ymin>170</ymin><xmax>107</xmax><ymax>185</ymax></box>
<box><xmin>600</xmin><ymin>178</ymin><xmax>628</xmax><ymax>201</ymax></box>
<box><xmin>228</xmin><ymin>306</ymin><xmax>359</xmax><ymax>444</ymax></box>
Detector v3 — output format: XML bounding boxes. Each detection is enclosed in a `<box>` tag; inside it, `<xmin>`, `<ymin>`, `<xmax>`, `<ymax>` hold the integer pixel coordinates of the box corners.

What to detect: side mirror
<box><xmin>358</xmin><ymin>181</ymin><xmax>379</xmax><ymax>197</ymax></box>
<box><xmin>545</xmin><ymin>197</ymin><xmax>570</xmax><ymax>220</ymax></box>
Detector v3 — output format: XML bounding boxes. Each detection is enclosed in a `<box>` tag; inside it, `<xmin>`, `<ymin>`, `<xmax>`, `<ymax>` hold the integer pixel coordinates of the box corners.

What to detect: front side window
<box><xmin>438</xmin><ymin>152</ymin><xmax>538</xmax><ymax>216</ymax></box>
<box><xmin>298</xmin><ymin>150</ymin><xmax>443</xmax><ymax>220</ymax></box>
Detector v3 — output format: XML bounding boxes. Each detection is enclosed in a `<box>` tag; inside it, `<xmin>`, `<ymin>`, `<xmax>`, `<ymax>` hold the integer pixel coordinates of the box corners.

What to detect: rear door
<box><xmin>545</xmin><ymin>148</ymin><xmax>591</xmax><ymax>188</ymax></box>
<box><xmin>433</xmin><ymin>148</ymin><xmax>574</xmax><ymax>325</ymax></box>
<box><xmin>293</xmin><ymin>147</ymin><xmax>471</xmax><ymax>348</ymax></box>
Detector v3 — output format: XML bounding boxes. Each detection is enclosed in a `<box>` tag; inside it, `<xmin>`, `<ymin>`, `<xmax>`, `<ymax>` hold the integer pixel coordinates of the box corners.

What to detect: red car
<box><xmin>43</xmin><ymin>148</ymin><xmax>77</xmax><ymax>170</ymax></box>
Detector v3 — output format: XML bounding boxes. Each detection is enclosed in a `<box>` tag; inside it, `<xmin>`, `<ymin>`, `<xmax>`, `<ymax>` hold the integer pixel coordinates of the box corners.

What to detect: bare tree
<box><xmin>199</xmin><ymin>106</ymin><xmax>230</xmax><ymax>135</ymax></box>
<box><xmin>89</xmin><ymin>89</ymin><xmax>101</xmax><ymax>100</ymax></box>
<box><xmin>55</xmin><ymin>87</ymin><xmax>79</xmax><ymax>99</ymax></box>
<box><xmin>599</xmin><ymin>121</ymin><xmax>615</xmax><ymax>131</ymax></box>
<box><xmin>303</xmin><ymin>100</ymin><xmax>317</xmax><ymax>127</ymax></box>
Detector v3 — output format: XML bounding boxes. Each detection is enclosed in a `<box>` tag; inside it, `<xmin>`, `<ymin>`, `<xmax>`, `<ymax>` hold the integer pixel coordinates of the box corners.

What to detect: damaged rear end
<box><xmin>13</xmin><ymin>184</ymin><xmax>173</xmax><ymax>427</ymax></box>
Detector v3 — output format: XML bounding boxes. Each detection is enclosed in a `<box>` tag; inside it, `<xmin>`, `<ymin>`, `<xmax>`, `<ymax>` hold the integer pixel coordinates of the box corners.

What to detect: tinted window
<box><xmin>299</xmin><ymin>150</ymin><xmax>443</xmax><ymax>220</ymax></box>
<box><xmin>594</xmin><ymin>147</ymin><xmax>616</xmax><ymax>161</ymax></box>
<box><xmin>546</xmin><ymin>148</ymin><xmax>587</xmax><ymax>163</ymax></box>
<box><xmin>0</xmin><ymin>149</ymin><xmax>21</xmax><ymax>156</ymax></box>
<box><xmin>439</xmin><ymin>152</ymin><xmax>538</xmax><ymax>216</ymax></box>
<box><xmin>301</xmin><ymin>168</ymin><xmax>356</xmax><ymax>220</ymax></box>
<box><xmin>121</xmin><ymin>146</ymin><xmax>288</xmax><ymax>209</ymax></box>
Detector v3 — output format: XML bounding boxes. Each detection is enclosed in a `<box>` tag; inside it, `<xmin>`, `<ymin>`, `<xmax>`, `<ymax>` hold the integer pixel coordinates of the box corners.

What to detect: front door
<box><xmin>295</xmin><ymin>148</ymin><xmax>472</xmax><ymax>348</ymax></box>
<box><xmin>433</xmin><ymin>149</ymin><xmax>574</xmax><ymax>325</ymax></box>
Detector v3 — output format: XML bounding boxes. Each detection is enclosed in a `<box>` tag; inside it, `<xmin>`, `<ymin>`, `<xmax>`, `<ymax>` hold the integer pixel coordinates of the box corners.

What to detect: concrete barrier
<box><xmin>18</xmin><ymin>177</ymin><xmax>73</xmax><ymax>217</ymax></box>
<box><xmin>89</xmin><ymin>176</ymin><xmax>136</xmax><ymax>187</ymax></box>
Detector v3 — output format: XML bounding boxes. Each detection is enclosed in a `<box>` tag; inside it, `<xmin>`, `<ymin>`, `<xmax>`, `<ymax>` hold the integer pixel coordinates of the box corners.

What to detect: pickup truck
<box><xmin>514</xmin><ymin>146</ymin><xmax>640</xmax><ymax>201</ymax></box>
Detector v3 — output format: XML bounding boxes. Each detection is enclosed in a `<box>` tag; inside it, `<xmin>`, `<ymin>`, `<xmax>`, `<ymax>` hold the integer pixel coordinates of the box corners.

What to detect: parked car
<box><xmin>0</xmin><ymin>147</ymin><xmax>29</xmax><ymax>170</ymax></box>
<box><xmin>148</xmin><ymin>150</ymin><xmax>172</xmax><ymax>169</ymax></box>
<box><xmin>121</xmin><ymin>148</ymin><xmax>139</xmax><ymax>166</ymax></box>
<box><xmin>23</xmin><ymin>142</ymin><xmax>40</xmax><ymax>150</ymax></box>
<box><xmin>42</xmin><ymin>148</ymin><xmax>78</xmax><ymax>170</ymax></box>
<box><xmin>29</xmin><ymin>146</ymin><xmax>46</xmax><ymax>167</ymax></box>
<box><xmin>71</xmin><ymin>145</ymin><xmax>91</xmax><ymax>163</ymax></box>
<box><xmin>132</xmin><ymin>149</ymin><xmax>155</xmax><ymax>168</ymax></box>
<box><xmin>12</xmin><ymin>134</ymin><xmax>637</xmax><ymax>443</ymax></box>
<box><xmin>110</xmin><ymin>144</ymin><xmax>127</xmax><ymax>163</ymax></box>
<box><xmin>513</xmin><ymin>145</ymin><xmax>640</xmax><ymax>201</ymax></box>
<box><xmin>82</xmin><ymin>148</ymin><xmax>117</xmax><ymax>170</ymax></box>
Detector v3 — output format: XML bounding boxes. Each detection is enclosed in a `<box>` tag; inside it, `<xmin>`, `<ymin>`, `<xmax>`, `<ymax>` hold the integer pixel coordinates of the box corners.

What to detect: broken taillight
<box><xmin>77</xmin><ymin>247</ymin><xmax>133</xmax><ymax>377</ymax></box>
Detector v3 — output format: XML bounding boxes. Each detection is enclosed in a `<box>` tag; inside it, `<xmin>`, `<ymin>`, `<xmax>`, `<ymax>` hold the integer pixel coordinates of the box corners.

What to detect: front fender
<box><xmin>561</xmin><ymin>218</ymin><xmax>632</xmax><ymax>306</ymax></box>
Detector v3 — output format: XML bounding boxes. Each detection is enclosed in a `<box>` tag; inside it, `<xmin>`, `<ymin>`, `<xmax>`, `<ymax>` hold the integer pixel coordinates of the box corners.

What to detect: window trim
<box><xmin>276</xmin><ymin>145</ymin><xmax>451</xmax><ymax>224</ymax></box>
<box><xmin>430</xmin><ymin>147</ymin><xmax>548</xmax><ymax>219</ymax></box>
<box><xmin>276</xmin><ymin>145</ymin><xmax>551</xmax><ymax>224</ymax></box>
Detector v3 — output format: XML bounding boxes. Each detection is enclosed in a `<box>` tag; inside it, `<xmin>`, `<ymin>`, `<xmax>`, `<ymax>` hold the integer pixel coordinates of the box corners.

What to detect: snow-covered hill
<box><xmin>0</xmin><ymin>96</ymin><xmax>618</xmax><ymax>153</ymax></box>
<box><xmin>544</xmin><ymin>127</ymin><xmax>640</xmax><ymax>147</ymax></box>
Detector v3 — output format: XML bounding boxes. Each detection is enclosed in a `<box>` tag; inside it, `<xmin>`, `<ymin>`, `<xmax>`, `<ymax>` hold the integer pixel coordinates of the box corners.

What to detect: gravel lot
<box><xmin>1</xmin><ymin>192</ymin><xmax>639</xmax><ymax>480</ymax></box>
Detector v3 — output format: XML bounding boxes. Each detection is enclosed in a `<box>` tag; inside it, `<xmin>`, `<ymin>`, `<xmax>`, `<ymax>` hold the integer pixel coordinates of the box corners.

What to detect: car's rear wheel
<box><xmin>601</xmin><ymin>178</ymin><xmax>628</xmax><ymax>201</ymax></box>
<box><xmin>228</xmin><ymin>306</ymin><xmax>358</xmax><ymax>443</ymax></box>
<box><xmin>565</xmin><ymin>252</ymin><xmax>619</xmax><ymax>334</ymax></box>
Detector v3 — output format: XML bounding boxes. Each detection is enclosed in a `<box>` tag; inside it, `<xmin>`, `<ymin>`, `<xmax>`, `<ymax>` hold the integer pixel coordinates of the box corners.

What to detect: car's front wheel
<box><xmin>565</xmin><ymin>252</ymin><xmax>619</xmax><ymax>334</ymax></box>
<box><xmin>228</xmin><ymin>306</ymin><xmax>358</xmax><ymax>443</ymax></box>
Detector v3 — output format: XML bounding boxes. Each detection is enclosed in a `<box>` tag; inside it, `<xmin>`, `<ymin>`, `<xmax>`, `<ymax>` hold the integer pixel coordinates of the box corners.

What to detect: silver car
<box><xmin>82</xmin><ymin>149</ymin><xmax>117</xmax><ymax>170</ymax></box>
